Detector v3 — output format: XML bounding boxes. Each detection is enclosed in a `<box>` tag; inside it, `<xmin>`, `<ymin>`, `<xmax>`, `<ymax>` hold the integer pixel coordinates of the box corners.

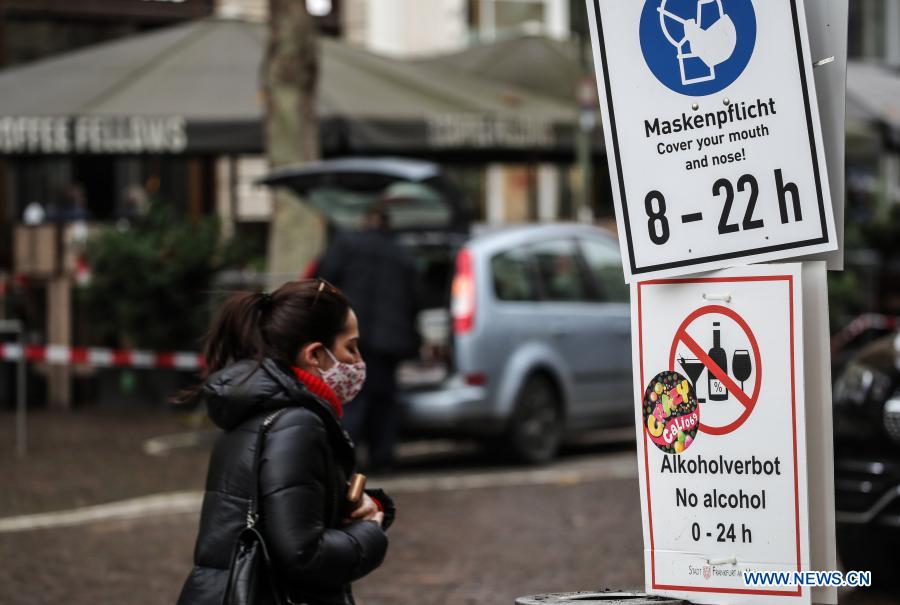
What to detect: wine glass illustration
<box><xmin>678</xmin><ymin>356</ymin><xmax>705</xmax><ymax>403</ymax></box>
<box><xmin>732</xmin><ymin>349</ymin><xmax>752</xmax><ymax>390</ymax></box>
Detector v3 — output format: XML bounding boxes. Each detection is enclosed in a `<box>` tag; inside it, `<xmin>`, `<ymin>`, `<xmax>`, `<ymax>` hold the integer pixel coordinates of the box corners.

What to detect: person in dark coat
<box><xmin>318</xmin><ymin>203</ymin><xmax>419</xmax><ymax>472</ymax></box>
<box><xmin>176</xmin><ymin>279</ymin><xmax>395</xmax><ymax>605</ymax></box>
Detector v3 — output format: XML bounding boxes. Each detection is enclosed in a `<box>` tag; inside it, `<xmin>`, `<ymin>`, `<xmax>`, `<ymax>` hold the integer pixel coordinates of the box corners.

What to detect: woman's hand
<box><xmin>344</xmin><ymin>493</ymin><xmax>384</xmax><ymax>527</ymax></box>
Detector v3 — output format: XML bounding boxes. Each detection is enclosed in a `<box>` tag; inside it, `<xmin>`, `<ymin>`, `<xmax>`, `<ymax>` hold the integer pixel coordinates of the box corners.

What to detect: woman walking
<box><xmin>177</xmin><ymin>279</ymin><xmax>394</xmax><ymax>605</ymax></box>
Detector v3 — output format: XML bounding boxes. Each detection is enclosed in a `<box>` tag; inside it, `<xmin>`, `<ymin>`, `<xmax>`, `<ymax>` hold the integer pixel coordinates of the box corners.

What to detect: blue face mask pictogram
<box><xmin>640</xmin><ymin>0</ymin><xmax>757</xmax><ymax>97</ymax></box>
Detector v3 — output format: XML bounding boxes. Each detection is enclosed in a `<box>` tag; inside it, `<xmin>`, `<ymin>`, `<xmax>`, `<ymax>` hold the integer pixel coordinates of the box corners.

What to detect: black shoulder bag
<box><xmin>223</xmin><ymin>409</ymin><xmax>287</xmax><ymax>605</ymax></box>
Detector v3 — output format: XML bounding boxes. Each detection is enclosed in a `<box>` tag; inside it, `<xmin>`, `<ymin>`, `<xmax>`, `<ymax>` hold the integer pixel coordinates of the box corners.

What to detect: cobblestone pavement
<box><xmin>1</xmin><ymin>409</ymin><xmax>210</xmax><ymax>517</ymax></box>
<box><xmin>0</xmin><ymin>480</ymin><xmax>645</xmax><ymax>605</ymax></box>
<box><xmin>0</xmin><ymin>411</ymin><xmax>896</xmax><ymax>605</ymax></box>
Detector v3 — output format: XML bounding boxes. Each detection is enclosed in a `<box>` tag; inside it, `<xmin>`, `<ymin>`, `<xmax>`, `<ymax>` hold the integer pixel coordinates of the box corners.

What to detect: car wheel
<box><xmin>837</xmin><ymin>526</ymin><xmax>900</xmax><ymax>587</ymax></box>
<box><xmin>507</xmin><ymin>374</ymin><xmax>562</xmax><ymax>464</ymax></box>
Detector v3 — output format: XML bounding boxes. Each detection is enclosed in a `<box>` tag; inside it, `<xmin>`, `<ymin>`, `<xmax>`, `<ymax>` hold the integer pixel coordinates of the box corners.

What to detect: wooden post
<box><xmin>13</xmin><ymin>223</ymin><xmax>72</xmax><ymax>409</ymax></box>
<box><xmin>188</xmin><ymin>157</ymin><xmax>205</xmax><ymax>221</ymax></box>
<box><xmin>46</xmin><ymin>273</ymin><xmax>71</xmax><ymax>410</ymax></box>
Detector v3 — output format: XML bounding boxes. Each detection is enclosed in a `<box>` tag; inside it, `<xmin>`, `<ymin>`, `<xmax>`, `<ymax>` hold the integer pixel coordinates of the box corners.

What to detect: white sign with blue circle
<box><xmin>586</xmin><ymin>0</ymin><xmax>837</xmax><ymax>283</ymax></box>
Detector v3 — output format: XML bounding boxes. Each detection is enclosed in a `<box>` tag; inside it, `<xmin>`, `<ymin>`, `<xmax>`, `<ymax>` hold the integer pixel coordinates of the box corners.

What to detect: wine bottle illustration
<box><xmin>707</xmin><ymin>321</ymin><xmax>729</xmax><ymax>401</ymax></box>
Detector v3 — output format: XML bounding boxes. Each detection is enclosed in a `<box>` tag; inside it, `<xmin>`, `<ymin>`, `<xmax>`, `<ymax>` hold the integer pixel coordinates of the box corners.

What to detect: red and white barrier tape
<box><xmin>0</xmin><ymin>343</ymin><xmax>204</xmax><ymax>371</ymax></box>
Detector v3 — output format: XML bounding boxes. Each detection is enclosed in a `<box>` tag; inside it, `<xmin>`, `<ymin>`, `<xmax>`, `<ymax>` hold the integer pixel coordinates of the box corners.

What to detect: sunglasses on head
<box><xmin>311</xmin><ymin>278</ymin><xmax>338</xmax><ymax>308</ymax></box>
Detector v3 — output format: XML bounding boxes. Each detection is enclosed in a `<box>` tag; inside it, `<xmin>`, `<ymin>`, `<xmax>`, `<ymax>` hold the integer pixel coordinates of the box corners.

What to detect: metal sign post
<box><xmin>802</xmin><ymin>0</ymin><xmax>848</xmax><ymax>271</ymax></box>
<box><xmin>582</xmin><ymin>1</ymin><xmax>845</xmax><ymax>604</ymax></box>
<box><xmin>0</xmin><ymin>320</ymin><xmax>27</xmax><ymax>458</ymax></box>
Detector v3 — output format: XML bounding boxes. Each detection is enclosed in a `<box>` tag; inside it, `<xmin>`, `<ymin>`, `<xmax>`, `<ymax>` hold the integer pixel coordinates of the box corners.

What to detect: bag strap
<box><xmin>246</xmin><ymin>408</ymin><xmax>287</xmax><ymax>529</ymax></box>
<box><xmin>321</xmin><ymin>434</ymin><xmax>340</xmax><ymax>526</ymax></box>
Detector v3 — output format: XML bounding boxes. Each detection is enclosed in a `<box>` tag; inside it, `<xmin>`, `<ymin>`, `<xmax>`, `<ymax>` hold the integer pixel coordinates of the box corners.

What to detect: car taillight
<box><xmin>452</xmin><ymin>248</ymin><xmax>475</xmax><ymax>334</ymax></box>
<box><xmin>464</xmin><ymin>372</ymin><xmax>488</xmax><ymax>386</ymax></box>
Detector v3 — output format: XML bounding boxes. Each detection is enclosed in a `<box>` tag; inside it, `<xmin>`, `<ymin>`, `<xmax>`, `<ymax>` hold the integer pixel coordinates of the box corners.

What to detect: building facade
<box><xmin>0</xmin><ymin>0</ymin><xmax>215</xmax><ymax>67</ymax></box>
<box><xmin>0</xmin><ymin>0</ymin><xmax>221</xmax><ymax>270</ymax></box>
<box><xmin>848</xmin><ymin>0</ymin><xmax>900</xmax><ymax>66</ymax></box>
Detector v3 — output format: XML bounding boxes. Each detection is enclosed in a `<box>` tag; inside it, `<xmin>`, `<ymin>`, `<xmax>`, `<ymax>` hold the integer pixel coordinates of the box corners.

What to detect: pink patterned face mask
<box><xmin>318</xmin><ymin>348</ymin><xmax>366</xmax><ymax>403</ymax></box>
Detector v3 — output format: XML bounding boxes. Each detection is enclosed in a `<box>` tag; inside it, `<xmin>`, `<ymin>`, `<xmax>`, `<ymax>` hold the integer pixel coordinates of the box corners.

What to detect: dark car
<box><xmin>832</xmin><ymin>331</ymin><xmax>900</xmax><ymax>585</ymax></box>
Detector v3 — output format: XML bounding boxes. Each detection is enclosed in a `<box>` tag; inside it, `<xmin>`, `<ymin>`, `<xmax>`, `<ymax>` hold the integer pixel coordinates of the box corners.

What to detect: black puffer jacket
<box><xmin>177</xmin><ymin>359</ymin><xmax>393</xmax><ymax>605</ymax></box>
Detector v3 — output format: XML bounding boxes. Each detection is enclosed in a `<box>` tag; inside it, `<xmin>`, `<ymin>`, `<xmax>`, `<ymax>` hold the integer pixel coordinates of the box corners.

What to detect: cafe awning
<box><xmin>846</xmin><ymin>60</ymin><xmax>900</xmax><ymax>150</ymax></box>
<box><xmin>419</xmin><ymin>35</ymin><xmax>587</xmax><ymax>104</ymax></box>
<box><xmin>0</xmin><ymin>18</ymin><xmax>595</xmax><ymax>159</ymax></box>
<box><xmin>427</xmin><ymin>37</ymin><xmax>898</xmax><ymax>153</ymax></box>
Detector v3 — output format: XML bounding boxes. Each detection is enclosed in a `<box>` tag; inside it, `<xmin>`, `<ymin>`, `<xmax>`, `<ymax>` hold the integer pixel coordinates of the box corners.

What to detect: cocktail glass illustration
<box><xmin>679</xmin><ymin>357</ymin><xmax>705</xmax><ymax>403</ymax></box>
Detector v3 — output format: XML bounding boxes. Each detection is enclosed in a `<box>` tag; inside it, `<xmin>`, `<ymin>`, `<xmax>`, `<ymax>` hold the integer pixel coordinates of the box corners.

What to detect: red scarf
<box><xmin>292</xmin><ymin>367</ymin><xmax>343</xmax><ymax>418</ymax></box>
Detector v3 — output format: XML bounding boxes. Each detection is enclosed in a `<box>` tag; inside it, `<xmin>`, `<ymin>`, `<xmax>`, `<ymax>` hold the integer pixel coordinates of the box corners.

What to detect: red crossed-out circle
<box><xmin>668</xmin><ymin>305</ymin><xmax>762</xmax><ymax>436</ymax></box>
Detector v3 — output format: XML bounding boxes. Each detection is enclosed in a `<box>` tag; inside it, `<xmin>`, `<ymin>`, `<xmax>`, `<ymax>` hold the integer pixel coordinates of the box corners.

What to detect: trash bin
<box><xmin>516</xmin><ymin>592</ymin><xmax>688</xmax><ymax>605</ymax></box>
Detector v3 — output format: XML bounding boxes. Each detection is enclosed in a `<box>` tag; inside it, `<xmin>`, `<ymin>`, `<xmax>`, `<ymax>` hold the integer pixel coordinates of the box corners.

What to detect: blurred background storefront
<box><xmin>0</xmin><ymin>0</ymin><xmax>214</xmax><ymax>269</ymax></box>
<box><xmin>3</xmin><ymin>0</ymin><xmax>900</xmax><ymax>256</ymax></box>
<box><xmin>0</xmin><ymin>0</ymin><xmax>612</xmax><ymax>273</ymax></box>
<box><xmin>1</xmin><ymin>0</ymin><xmax>900</xmax><ymax>408</ymax></box>
<box><xmin>0</xmin><ymin>0</ymin><xmax>607</xmax><ymax>408</ymax></box>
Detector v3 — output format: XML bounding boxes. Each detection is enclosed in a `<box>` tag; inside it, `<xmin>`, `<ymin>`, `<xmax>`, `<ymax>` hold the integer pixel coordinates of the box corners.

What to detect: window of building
<box><xmin>8</xmin><ymin>155</ymin><xmax>216</xmax><ymax>223</ymax></box>
<box><xmin>496</xmin><ymin>1</ymin><xmax>545</xmax><ymax>34</ymax></box>
<box><xmin>0</xmin><ymin>1</ymin><xmax>216</xmax><ymax>68</ymax></box>
<box><xmin>469</xmin><ymin>0</ymin><xmax>569</xmax><ymax>41</ymax></box>
<box><xmin>848</xmin><ymin>0</ymin><xmax>887</xmax><ymax>61</ymax></box>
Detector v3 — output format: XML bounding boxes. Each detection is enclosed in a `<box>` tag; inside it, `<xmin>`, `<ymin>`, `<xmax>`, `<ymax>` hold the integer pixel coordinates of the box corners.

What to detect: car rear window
<box><xmin>579</xmin><ymin>238</ymin><xmax>629</xmax><ymax>302</ymax></box>
<box><xmin>491</xmin><ymin>248</ymin><xmax>537</xmax><ymax>301</ymax></box>
<box><xmin>530</xmin><ymin>239</ymin><xmax>590</xmax><ymax>302</ymax></box>
<box><xmin>306</xmin><ymin>181</ymin><xmax>453</xmax><ymax>231</ymax></box>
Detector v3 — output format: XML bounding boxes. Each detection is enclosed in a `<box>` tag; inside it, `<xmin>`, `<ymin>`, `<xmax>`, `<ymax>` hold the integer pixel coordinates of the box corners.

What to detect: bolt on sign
<box><xmin>632</xmin><ymin>264</ymin><xmax>818</xmax><ymax>604</ymax></box>
<box><xmin>585</xmin><ymin>0</ymin><xmax>837</xmax><ymax>281</ymax></box>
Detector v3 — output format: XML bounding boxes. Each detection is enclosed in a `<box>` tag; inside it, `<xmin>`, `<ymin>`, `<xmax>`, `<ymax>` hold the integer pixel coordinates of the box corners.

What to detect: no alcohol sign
<box><xmin>667</xmin><ymin>304</ymin><xmax>761</xmax><ymax>435</ymax></box>
<box><xmin>586</xmin><ymin>0</ymin><xmax>837</xmax><ymax>281</ymax></box>
<box><xmin>632</xmin><ymin>265</ymin><xmax>811</xmax><ymax>605</ymax></box>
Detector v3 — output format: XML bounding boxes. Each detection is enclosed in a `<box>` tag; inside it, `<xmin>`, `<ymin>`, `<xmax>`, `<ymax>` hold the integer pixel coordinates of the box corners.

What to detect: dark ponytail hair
<box><xmin>173</xmin><ymin>279</ymin><xmax>351</xmax><ymax>405</ymax></box>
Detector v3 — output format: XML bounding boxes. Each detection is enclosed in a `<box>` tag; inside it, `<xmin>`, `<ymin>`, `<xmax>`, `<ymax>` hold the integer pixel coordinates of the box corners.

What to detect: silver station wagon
<box><xmin>262</xmin><ymin>159</ymin><xmax>633</xmax><ymax>463</ymax></box>
<box><xmin>402</xmin><ymin>222</ymin><xmax>633</xmax><ymax>463</ymax></box>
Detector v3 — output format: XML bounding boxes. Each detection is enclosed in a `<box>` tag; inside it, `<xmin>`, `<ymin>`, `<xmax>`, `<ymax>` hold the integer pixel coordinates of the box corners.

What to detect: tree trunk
<box><xmin>263</xmin><ymin>0</ymin><xmax>325</xmax><ymax>289</ymax></box>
